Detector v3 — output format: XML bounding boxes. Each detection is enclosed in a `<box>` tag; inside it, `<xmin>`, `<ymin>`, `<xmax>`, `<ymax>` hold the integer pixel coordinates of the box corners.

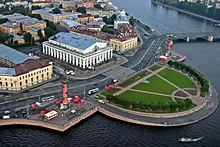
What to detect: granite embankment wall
<box><xmin>97</xmin><ymin>107</ymin><xmax>164</xmax><ymax>126</ymax></box>
<box><xmin>0</xmin><ymin>107</ymin><xmax>98</xmax><ymax>132</ymax></box>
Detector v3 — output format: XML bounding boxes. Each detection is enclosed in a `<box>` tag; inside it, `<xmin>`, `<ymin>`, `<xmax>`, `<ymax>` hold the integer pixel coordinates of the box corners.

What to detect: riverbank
<box><xmin>152</xmin><ymin>1</ymin><xmax>220</xmax><ymax>24</ymax></box>
<box><xmin>0</xmin><ymin>85</ymin><xmax>217</xmax><ymax>131</ymax></box>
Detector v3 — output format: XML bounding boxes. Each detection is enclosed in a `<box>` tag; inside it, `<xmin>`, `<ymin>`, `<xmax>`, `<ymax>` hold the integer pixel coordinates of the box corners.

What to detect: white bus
<box><xmin>41</xmin><ymin>96</ymin><xmax>54</xmax><ymax>102</ymax></box>
<box><xmin>88</xmin><ymin>88</ymin><xmax>100</xmax><ymax>95</ymax></box>
<box><xmin>44</xmin><ymin>110</ymin><xmax>58</xmax><ymax>120</ymax></box>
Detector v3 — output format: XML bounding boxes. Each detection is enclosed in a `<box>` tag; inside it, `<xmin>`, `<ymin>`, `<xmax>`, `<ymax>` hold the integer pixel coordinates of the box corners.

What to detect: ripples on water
<box><xmin>0</xmin><ymin>0</ymin><xmax>220</xmax><ymax>146</ymax></box>
<box><xmin>0</xmin><ymin>112</ymin><xmax>220</xmax><ymax>146</ymax></box>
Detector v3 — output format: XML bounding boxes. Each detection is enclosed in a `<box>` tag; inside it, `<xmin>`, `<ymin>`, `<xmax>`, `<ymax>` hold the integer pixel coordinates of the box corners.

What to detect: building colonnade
<box><xmin>43</xmin><ymin>44</ymin><xmax>113</xmax><ymax>69</ymax></box>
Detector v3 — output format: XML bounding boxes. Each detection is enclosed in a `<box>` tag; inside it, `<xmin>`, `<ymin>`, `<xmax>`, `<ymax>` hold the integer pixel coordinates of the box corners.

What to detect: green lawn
<box><xmin>101</xmin><ymin>88</ymin><xmax>121</xmax><ymax>97</ymax></box>
<box><xmin>118</xmin><ymin>70</ymin><xmax>151</xmax><ymax>87</ymax></box>
<box><xmin>149</xmin><ymin>64</ymin><xmax>162</xmax><ymax>71</ymax></box>
<box><xmin>158</xmin><ymin>68</ymin><xmax>196</xmax><ymax>89</ymax></box>
<box><xmin>132</xmin><ymin>75</ymin><xmax>177</xmax><ymax>95</ymax></box>
<box><xmin>118</xmin><ymin>90</ymin><xmax>173</xmax><ymax>103</ymax></box>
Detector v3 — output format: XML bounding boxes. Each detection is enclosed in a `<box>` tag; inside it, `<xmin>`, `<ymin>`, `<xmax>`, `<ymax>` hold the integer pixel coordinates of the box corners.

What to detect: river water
<box><xmin>0</xmin><ymin>0</ymin><xmax>220</xmax><ymax>146</ymax></box>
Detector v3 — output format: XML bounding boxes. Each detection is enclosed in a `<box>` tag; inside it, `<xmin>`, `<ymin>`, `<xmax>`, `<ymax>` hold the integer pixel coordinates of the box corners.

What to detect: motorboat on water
<box><xmin>178</xmin><ymin>136</ymin><xmax>204</xmax><ymax>143</ymax></box>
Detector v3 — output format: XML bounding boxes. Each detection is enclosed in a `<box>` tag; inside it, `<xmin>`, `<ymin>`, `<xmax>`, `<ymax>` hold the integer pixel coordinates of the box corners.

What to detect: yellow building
<box><xmin>0</xmin><ymin>22</ymin><xmax>20</xmax><ymax>34</ymax></box>
<box><xmin>10</xmin><ymin>34</ymin><xmax>25</xmax><ymax>45</ymax></box>
<box><xmin>32</xmin><ymin>8</ymin><xmax>80</xmax><ymax>23</ymax></box>
<box><xmin>27</xmin><ymin>27</ymin><xmax>45</xmax><ymax>41</ymax></box>
<box><xmin>0</xmin><ymin>44</ymin><xmax>53</xmax><ymax>92</ymax></box>
<box><xmin>22</xmin><ymin>20</ymin><xmax>46</xmax><ymax>32</ymax></box>
<box><xmin>76</xmin><ymin>14</ymin><xmax>95</xmax><ymax>24</ymax></box>
<box><xmin>77</xmin><ymin>0</ymin><xmax>94</xmax><ymax>8</ymax></box>
<box><xmin>109</xmin><ymin>37</ymin><xmax>138</xmax><ymax>52</ymax></box>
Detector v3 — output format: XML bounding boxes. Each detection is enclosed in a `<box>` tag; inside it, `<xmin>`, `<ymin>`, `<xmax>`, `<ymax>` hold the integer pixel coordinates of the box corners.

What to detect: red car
<box><xmin>55</xmin><ymin>100</ymin><xmax>62</xmax><ymax>105</ymax></box>
<box><xmin>40</xmin><ymin>110</ymin><xmax>46</xmax><ymax>117</ymax></box>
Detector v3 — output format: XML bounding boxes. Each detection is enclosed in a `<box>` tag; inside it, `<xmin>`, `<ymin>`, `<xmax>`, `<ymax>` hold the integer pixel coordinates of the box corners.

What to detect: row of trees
<box><xmin>157</xmin><ymin>0</ymin><xmax>220</xmax><ymax>21</ymax></box>
<box><xmin>0</xmin><ymin>5</ymin><xmax>30</xmax><ymax>15</ymax></box>
<box><xmin>106</xmin><ymin>94</ymin><xmax>194</xmax><ymax>113</ymax></box>
<box><xmin>167</xmin><ymin>60</ymin><xmax>209</xmax><ymax>95</ymax></box>
<box><xmin>101</xmin><ymin>25</ymin><xmax>119</xmax><ymax>34</ymax></box>
<box><xmin>175</xmin><ymin>1</ymin><xmax>220</xmax><ymax>21</ymax></box>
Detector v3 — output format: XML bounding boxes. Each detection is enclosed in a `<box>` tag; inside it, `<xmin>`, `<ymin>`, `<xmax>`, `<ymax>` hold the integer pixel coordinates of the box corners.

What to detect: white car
<box><xmin>35</xmin><ymin>102</ymin><xmax>41</xmax><ymax>107</ymax></box>
<box><xmin>4</xmin><ymin>110</ymin><xmax>10</xmax><ymax>115</ymax></box>
<box><xmin>113</xmin><ymin>79</ymin><xmax>118</xmax><ymax>83</ymax></box>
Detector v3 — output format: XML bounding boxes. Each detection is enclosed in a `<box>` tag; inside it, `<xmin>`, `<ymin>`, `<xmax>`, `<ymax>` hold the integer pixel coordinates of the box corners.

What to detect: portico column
<box><xmin>60</xmin><ymin>51</ymin><xmax>62</xmax><ymax>60</ymax></box>
<box><xmin>83</xmin><ymin>59</ymin><xmax>85</xmax><ymax>69</ymax></box>
<box><xmin>66</xmin><ymin>53</ymin><xmax>68</xmax><ymax>62</ymax></box>
<box><xmin>43</xmin><ymin>46</ymin><xmax>45</xmax><ymax>53</ymax></box>
<box><xmin>53</xmin><ymin>49</ymin><xmax>56</xmax><ymax>57</ymax></box>
<box><xmin>105</xmin><ymin>52</ymin><xmax>107</xmax><ymax>60</ymax></box>
<box><xmin>51</xmin><ymin>48</ymin><xmax>54</xmax><ymax>56</ymax></box>
<box><xmin>108</xmin><ymin>51</ymin><xmax>110</xmax><ymax>59</ymax></box>
<box><xmin>93</xmin><ymin>57</ymin><xmax>95</xmax><ymax>65</ymax></box>
<box><xmin>45</xmin><ymin>47</ymin><xmax>48</xmax><ymax>54</ymax></box>
<box><xmin>72</xmin><ymin>56</ymin><xmax>75</xmax><ymax>65</ymax></box>
<box><xmin>76</xmin><ymin>57</ymin><xmax>78</xmax><ymax>66</ymax></box>
<box><xmin>57</xmin><ymin>51</ymin><xmax>59</xmax><ymax>59</ymax></box>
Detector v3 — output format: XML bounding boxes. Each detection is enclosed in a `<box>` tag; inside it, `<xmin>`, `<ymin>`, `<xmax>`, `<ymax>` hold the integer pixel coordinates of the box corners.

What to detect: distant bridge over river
<box><xmin>167</xmin><ymin>32</ymin><xmax>220</xmax><ymax>42</ymax></box>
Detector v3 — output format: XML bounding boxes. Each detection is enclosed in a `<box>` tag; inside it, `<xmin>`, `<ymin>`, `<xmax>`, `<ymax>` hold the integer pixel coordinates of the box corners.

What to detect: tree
<box><xmin>44</xmin><ymin>27</ymin><xmax>55</xmax><ymax>38</ymax></box>
<box><xmin>37</xmin><ymin>29</ymin><xmax>43</xmax><ymax>38</ymax></box>
<box><xmin>94</xmin><ymin>4</ymin><xmax>102</xmax><ymax>9</ymax></box>
<box><xmin>30</xmin><ymin>14</ymin><xmax>42</xmax><ymax>20</ymax></box>
<box><xmin>129</xmin><ymin>16</ymin><xmax>135</xmax><ymax>26</ymax></box>
<box><xmin>59</xmin><ymin>4</ymin><xmax>63</xmax><ymax>9</ymax></box>
<box><xmin>111</xmin><ymin>14</ymin><xmax>116</xmax><ymax>21</ymax></box>
<box><xmin>184</xmin><ymin>99</ymin><xmax>193</xmax><ymax>108</ymax></box>
<box><xmin>103</xmin><ymin>16</ymin><xmax>114</xmax><ymax>24</ymax></box>
<box><xmin>23</xmin><ymin>32</ymin><xmax>32</xmax><ymax>45</ymax></box>
<box><xmin>167</xmin><ymin>60</ymin><xmax>174</xmax><ymax>66</ymax></box>
<box><xmin>52</xmin><ymin>8</ymin><xmax>61</xmax><ymax>14</ymax></box>
<box><xmin>76</xmin><ymin>7</ymin><xmax>86</xmax><ymax>14</ymax></box>
<box><xmin>178</xmin><ymin>101</ymin><xmax>186</xmax><ymax>111</ymax></box>
<box><xmin>169</xmin><ymin>102</ymin><xmax>178</xmax><ymax>112</ymax></box>
<box><xmin>0</xmin><ymin>34</ymin><xmax>10</xmax><ymax>44</ymax></box>
<box><xmin>0</xmin><ymin>18</ymin><xmax>8</xmax><ymax>24</ymax></box>
<box><xmin>31</xmin><ymin>5</ymin><xmax>41</xmax><ymax>10</ymax></box>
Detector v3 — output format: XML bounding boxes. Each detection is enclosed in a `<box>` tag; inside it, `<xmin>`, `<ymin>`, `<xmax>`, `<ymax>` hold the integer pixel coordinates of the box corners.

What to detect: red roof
<box><xmin>14</xmin><ymin>59</ymin><xmax>51</xmax><ymax>76</ymax></box>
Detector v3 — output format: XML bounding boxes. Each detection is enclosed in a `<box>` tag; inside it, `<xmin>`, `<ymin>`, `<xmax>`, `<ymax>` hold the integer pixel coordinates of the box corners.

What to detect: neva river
<box><xmin>0</xmin><ymin>0</ymin><xmax>220</xmax><ymax>146</ymax></box>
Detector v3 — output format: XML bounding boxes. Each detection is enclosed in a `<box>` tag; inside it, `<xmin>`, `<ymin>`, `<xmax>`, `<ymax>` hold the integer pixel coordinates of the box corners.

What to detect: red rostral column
<box><xmin>62</xmin><ymin>79</ymin><xmax>68</xmax><ymax>106</ymax></box>
<box><xmin>167</xmin><ymin>38</ymin><xmax>173</xmax><ymax>54</ymax></box>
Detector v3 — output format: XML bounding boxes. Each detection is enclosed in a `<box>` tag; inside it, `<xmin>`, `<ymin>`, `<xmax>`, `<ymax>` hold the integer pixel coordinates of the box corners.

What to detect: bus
<box><xmin>88</xmin><ymin>88</ymin><xmax>99</xmax><ymax>95</ymax></box>
<box><xmin>41</xmin><ymin>96</ymin><xmax>54</xmax><ymax>102</ymax></box>
<box><xmin>44</xmin><ymin>110</ymin><xmax>58</xmax><ymax>120</ymax></box>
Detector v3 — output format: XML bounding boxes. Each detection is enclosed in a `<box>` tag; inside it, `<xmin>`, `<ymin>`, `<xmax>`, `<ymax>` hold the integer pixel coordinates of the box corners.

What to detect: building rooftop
<box><xmin>14</xmin><ymin>59</ymin><xmax>51</xmax><ymax>76</ymax></box>
<box><xmin>0</xmin><ymin>67</ymin><xmax>16</xmax><ymax>75</ymax></box>
<box><xmin>0</xmin><ymin>44</ymin><xmax>34</xmax><ymax>64</ymax></box>
<box><xmin>2</xmin><ymin>22</ymin><xmax>19</xmax><ymax>29</ymax></box>
<box><xmin>60</xmin><ymin>19</ymin><xmax>82</xmax><ymax>27</ymax></box>
<box><xmin>32</xmin><ymin>9</ymin><xmax>79</xmax><ymax>17</ymax></box>
<box><xmin>49</xmin><ymin>32</ymin><xmax>98</xmax><ymax>50</ymax></box>
<box><xmin>28</xmin><ymin>27</ymin><xmax>42</xmax><ymax>32</ymax></box>
<box><xmin>71</xmin><ymin>24</ymin><xmax>137</xmax><ymax>42</ymax></box>
<box><xmin>87</xmin><ymin>21</ymin><xmax>106</xmax><ymax>26</ymax></box>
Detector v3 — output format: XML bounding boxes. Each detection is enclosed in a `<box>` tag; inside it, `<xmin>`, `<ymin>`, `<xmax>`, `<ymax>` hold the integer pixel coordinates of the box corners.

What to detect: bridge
<box><xmin>166</xmin><ymin>32</ymin><xmax>220</xmax><ymax>42</ymax></box>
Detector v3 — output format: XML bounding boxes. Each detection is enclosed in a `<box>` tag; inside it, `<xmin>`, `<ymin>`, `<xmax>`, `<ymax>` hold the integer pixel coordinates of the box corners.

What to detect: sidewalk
<box><xmin>70</xmin><ymin>55</ymin><xmax>128</xmax><ymax>80</ymax></box>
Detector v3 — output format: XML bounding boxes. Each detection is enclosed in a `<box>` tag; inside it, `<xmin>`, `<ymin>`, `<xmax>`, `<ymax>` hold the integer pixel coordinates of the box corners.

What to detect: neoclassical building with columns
<box><xmin>42</xmin><ymin>32</ymin><xmax>113</xmax><ymax>69</ymax></box>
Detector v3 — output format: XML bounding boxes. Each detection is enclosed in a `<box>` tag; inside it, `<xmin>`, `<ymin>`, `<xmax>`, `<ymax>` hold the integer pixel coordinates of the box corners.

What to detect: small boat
<box><xmin>178</xmin><ymin>136</ymin><xmax>204</xmax><ymax>143</ymax></box>
<box><xmin>214</xmin><ymin>23</ymin><xmax>220</xmax><ymax>27</ymax></box>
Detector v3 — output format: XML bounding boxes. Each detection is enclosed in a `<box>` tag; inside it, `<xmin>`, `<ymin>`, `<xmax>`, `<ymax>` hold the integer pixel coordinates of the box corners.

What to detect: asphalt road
<box><xmin>0</xmin><ymin>23</ymin><xmax>167</xmax><ymax>115</ymax></box>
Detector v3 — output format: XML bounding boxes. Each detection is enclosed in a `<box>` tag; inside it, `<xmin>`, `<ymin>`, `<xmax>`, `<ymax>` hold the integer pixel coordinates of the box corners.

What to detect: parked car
<box><xmin>112</xmin><ymin>79</ymin><xmax>118</xmax><ymax>83</ymax></box>
<box><xmin>4</xmin><ymin>110</ymin><xmax>10</xmax><ymax>115</ymax></box>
